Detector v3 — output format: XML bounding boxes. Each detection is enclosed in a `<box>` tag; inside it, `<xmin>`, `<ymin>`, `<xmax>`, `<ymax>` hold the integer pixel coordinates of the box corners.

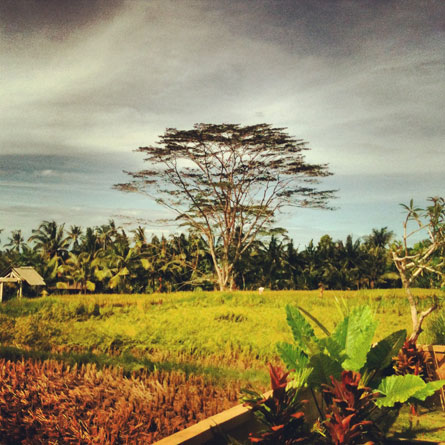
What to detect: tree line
<box><xmin>0</xmin><ymin>220</ymin><xmax>441</xmax><ymax>296</ymax></box>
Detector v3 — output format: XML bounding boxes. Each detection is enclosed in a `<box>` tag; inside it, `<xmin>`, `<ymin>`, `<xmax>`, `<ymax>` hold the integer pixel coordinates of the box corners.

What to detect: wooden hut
<box><xmin>0</xmin><ymin>267</ymin><xmax>46</xmax><ymax>301</ymax></box>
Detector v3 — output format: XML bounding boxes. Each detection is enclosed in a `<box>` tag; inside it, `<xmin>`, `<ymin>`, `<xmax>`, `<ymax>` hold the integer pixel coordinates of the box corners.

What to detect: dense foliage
<box><xmin>246</xmin><ymin>304</ymin><xmax>445</xmax><ymax>444</ymax></box>
<box><xmin>2</xmin><ymin>220</ymin><xmax>442</xmax><ymax>296</ymax></box>
<box><xmin>0</xmin><ymin>358</ymin><xmax>241</xmax><ymax>444</ymax></box>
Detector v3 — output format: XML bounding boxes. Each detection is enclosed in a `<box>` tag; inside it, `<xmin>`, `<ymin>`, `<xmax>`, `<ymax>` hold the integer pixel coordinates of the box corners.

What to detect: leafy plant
<box><xmin>375</xmin><ymin>374</ymin><xmax>445</xmax><ymax>408</ymax></box>
<box><xmin>242</xmin><ymin>364</ymin><xmax>314</xmax><ymax>444</ymax></box>
<box><xmin>394</xmin><ymin>339</ymin><xmax>430</xmax><ymax>380</ymax></box>
<box><xmin>322</xmin><ymin>370</ymin><xmax>383</xmax><ymax>445</ymax></box>
<box><xmin>275</xmin><ymin>304</ymin><xmax>445</xmax><ymax>440</ymax></box>
<box><xmin>277</xmin><ymin>304</ymin><xmax>406</xmax><ymax>389</ymax></box>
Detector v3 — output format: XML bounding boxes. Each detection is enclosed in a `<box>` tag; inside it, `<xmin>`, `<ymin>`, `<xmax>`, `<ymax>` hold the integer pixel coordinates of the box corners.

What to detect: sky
<box><xmin>0</xmin><ymin>0</ymin><xmax>444</xmax><ymax>248</ymax></box>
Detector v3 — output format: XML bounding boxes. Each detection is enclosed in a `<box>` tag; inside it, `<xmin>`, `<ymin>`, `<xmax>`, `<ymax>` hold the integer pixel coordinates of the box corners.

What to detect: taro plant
<box><xmin>393</xmin><ymin>339</ymin><xmax>432</xmax><ymax>415</ymax></box>
<box><xmin>277</xmin><ymin>305</ymin><xmax>406</xmax><ymax>390</ymax></box>
<box><xmin>275</xmin><ymin>304</ymin><xmax>445</xmax><ymax>441</ymax></box>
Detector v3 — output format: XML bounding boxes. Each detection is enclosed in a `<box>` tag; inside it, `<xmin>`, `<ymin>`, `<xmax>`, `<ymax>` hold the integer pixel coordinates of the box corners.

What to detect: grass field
<box><xmin>0</xmin><ymin>288</ymin><xmax>444</xmax><ymax>442</ymax></box>
<box><xmin>0</xmin><ymin>288</ymin><xmax>443</xmax><ymax>384</ymax></box>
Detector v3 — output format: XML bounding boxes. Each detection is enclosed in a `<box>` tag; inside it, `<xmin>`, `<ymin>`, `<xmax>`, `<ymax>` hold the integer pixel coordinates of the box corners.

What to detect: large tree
<box><xmin>116</xmin><ymin>123</ymin><xmax>334</xmax><ymax>290</ymax></box>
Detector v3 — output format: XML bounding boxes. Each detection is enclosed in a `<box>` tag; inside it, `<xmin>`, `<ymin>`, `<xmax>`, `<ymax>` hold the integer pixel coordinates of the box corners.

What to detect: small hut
<box><xmin>0</xmin><ymin>267</ymin><xmax>46</xmax><ymax>301</ymax></box>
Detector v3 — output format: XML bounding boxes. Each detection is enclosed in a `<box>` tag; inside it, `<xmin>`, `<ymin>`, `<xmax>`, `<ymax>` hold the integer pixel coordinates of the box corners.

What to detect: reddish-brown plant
<box><xmin>322</xmin><ymin>370</ymin><xmax>382</xmax><ymax>445</ymax></box>
<box><xmin>244</xmin><ymin>364</ymin><xmax>314</xmax><ymax>444</ymax></box>
<box><xmin>393</xmin><ymin>339</ymin><xmax>431</xmax><ymax>380</ymax></box>
<box><xmin>0</xmin><ymin>358</ymin><xmax>241</xmax><ymax>444</ymax></box>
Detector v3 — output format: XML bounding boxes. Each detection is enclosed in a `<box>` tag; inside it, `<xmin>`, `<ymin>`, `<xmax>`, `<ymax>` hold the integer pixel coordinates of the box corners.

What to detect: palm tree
<box><xmin>338</xmin><ymin>235</ymin><xmax>364</xmax><ymax>289</ymax></box>
<box><xmin>81</xmin><ymin>227</ymin><xmax>100</xmax><ymax>255</ymax></box>
<box><xmin>57</xmin><ymin>251</ymin><xmax>97</xmax><ymax>293</ymax></box>
<box><xmin>5</xmin><ymin>230</ymin><xmax>25</xmax><ymax>253</ymax></box>
<box><xmin>364</xmin><ymin>227</ymin><xmax>394</xmax><ymax>249</ymax></box>
<box><xmin>94</xmin><ymin>241</ymin><xmax>141</xmax><ymax>293</ymax></box>
<box><xmin>28</xmin><ymin>220</ymin><xmax>69</xmax><ymax>259</ymax></box>
<box><xmin>67</xmin><ymin>226</ymin><xmax>83</xmax><ymax>253</ymax></box>
<box><xmin>132</xmin><ymin>226</ymin><xmax>147</xmax><ymax>246</ymax></box>
<box><xmin>96</xmin><ymin>219</ymin><xmax>119</xmax><ymax>250</ymax></box>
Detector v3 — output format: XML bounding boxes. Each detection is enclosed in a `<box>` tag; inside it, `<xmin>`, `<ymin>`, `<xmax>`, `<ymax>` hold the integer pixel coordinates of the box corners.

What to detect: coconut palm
<box><xmin>364</xmin><ymin>227</ymin><xmax>394</xmax><ymax>249</ymax></box>
<box><xmin>96</xmin><ymin>219</ymin><xmax>119</xmax><ymax>250</ymax></box>
<box><xmin>94</xmin><ymin>241</ymin><xmax>141</xmax><ymax>293</ymax></box>
<box><xmin>5</xmin><ymin>230</ymin><xmax>25</xmax><ymax>253</ymax></box>
<box><xmin>28</xmin><ymin>220</ymin><xmax>69</xmax><ymax>259</ymax></box>
<box><xmin>67</xmin><ymin>225</ymin><xmax>83</xmax><ymax>253</ymax></box>
<box><xmin>57</xmin><ymin>251</ymin><xmax>97</xmax><ymax>293</ymax></box>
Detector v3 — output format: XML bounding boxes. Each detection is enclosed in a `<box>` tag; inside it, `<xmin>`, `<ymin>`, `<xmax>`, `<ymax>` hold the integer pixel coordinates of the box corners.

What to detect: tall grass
<box><xmin>0</xmin><ymin>289</ymin><xmax>442</xmax><ymax>385</ymax></box>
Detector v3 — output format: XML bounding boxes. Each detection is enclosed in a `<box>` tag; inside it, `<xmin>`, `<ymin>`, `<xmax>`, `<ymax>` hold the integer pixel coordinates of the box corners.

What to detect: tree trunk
<box><xmin>404</xmin><ymin>280</ymin><xmax>438</xmax><ymax>343</ymax></box>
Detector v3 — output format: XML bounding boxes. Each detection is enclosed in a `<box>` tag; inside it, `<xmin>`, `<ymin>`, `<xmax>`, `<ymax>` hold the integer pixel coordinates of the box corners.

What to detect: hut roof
<box><xmin>1</xmin><ymin>267</ymin><xmax>46</xmax><ymax>286</ymax></box>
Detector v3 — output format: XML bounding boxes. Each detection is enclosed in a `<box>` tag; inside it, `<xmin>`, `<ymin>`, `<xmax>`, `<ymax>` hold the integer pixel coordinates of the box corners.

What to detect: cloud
<box><xmin>0</xmin><ymin>0</ymin><xmax>443</xmax><ymax>243</ymax></box>
<box><xmin>36</xmin><ymin>169</ymin><xmax>56</xmax><ymax>177</ymax></box>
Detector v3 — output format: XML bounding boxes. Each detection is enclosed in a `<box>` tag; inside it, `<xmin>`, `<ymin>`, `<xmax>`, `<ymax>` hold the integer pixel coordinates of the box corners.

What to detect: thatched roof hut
<box><xmin>0</xmin><ymin>267</ymin><xmax>46</xmax><ymax>301</ymax></box>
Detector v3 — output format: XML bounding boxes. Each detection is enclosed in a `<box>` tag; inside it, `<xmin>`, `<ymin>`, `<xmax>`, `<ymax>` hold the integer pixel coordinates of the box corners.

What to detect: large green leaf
<box><xmin>365</xmin><ymin>329</ymin><xmax>406</xmax><ymax>372</ymax></box>
<box><xmin>307</xmin><ymin>353</ymin><xmax>343</xmax><ymax>387</ymax></box>
<box><xmin>411</xmin><ymin>380</ymin><xmax>445</xmax><ymax>402</ymax></box>
<box><xmin>331</xmin><ymin>305</ymin><xmax>377</xmax><ymax>371</ymax></box>
<box><xmin>317</xmin><ymin>336</ymin><xmax>347</xmax><ymax>363</ymax></box>
<box><xmin>276</xmin><ymin>342</ymin><xmax>309</xmax><ymax>372</ymax></box>
<box><xmin>285</xmin><ymin>305</ymin><xmax>318</xmax><ymax>354</ymax></box>
<box><xmin>376</xmin><ymin>374</ymin><xmax>445</xmax><ymax>407</ymax></box>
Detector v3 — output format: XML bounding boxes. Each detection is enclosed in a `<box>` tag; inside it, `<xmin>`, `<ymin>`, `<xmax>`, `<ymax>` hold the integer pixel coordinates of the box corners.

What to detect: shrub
<box><xmin>242</xmin><ymin>364</ymin><xmax>314</xmax><ymax>444</ymax></box>
<box><xmin>394</xmin><ymin>339</ymin><xmax>431</xmax><ymax>381</ymax></box>
<box><xmin>322</xmin><ymin>370</ymin><xmax>383</xmax><ymax>445</ymax></box>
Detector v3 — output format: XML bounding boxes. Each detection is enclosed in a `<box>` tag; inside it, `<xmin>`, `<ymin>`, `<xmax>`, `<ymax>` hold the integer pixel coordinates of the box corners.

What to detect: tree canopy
<box><xmin>115</xmin><ymin>123</ymin><xmax>335</xmax><ymax>290</ymax></box>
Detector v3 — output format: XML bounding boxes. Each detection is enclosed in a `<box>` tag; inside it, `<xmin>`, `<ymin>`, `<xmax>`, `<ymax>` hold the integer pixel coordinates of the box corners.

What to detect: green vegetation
<box><xmin>1</xmin><ymin>217</ymin><xmax>442</xmax><ymax>297</ymax></box>
<box><xmin>0</xmin><ymin>289</ymin><xmax>442</xmax><ymax>384</ymax></box>
<box><xmin>244</xmin><ymin>300</ymin><xmax>445</xmax><ymax>444</ymax></box>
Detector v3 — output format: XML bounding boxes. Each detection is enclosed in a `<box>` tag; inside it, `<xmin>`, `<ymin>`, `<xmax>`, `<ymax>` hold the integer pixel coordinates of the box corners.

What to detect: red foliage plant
<box><xmin>244</xmin><ymin>364</ymin><xmax>313</xmax><ymax>444</ymax></box>
<box><xmin>322</xmin><ymin>370</ymin><xmax>382</xmax><ymax>445</ymax></box>
<box><xmin>0</xmin><ymin>358</ymin><xmax>241</xmax><ymax>444</ymax></box>
<box><xmin>394</xmin><ymin>339</ymin><xmax>431</xmax><ymax>380</ymax></box>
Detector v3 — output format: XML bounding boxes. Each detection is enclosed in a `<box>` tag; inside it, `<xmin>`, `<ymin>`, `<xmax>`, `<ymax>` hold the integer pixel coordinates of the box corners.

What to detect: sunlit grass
<box><xmin>0</xmin><ymin>288</ymin><xmax>442</xmax><ymax>385</ymax></box>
